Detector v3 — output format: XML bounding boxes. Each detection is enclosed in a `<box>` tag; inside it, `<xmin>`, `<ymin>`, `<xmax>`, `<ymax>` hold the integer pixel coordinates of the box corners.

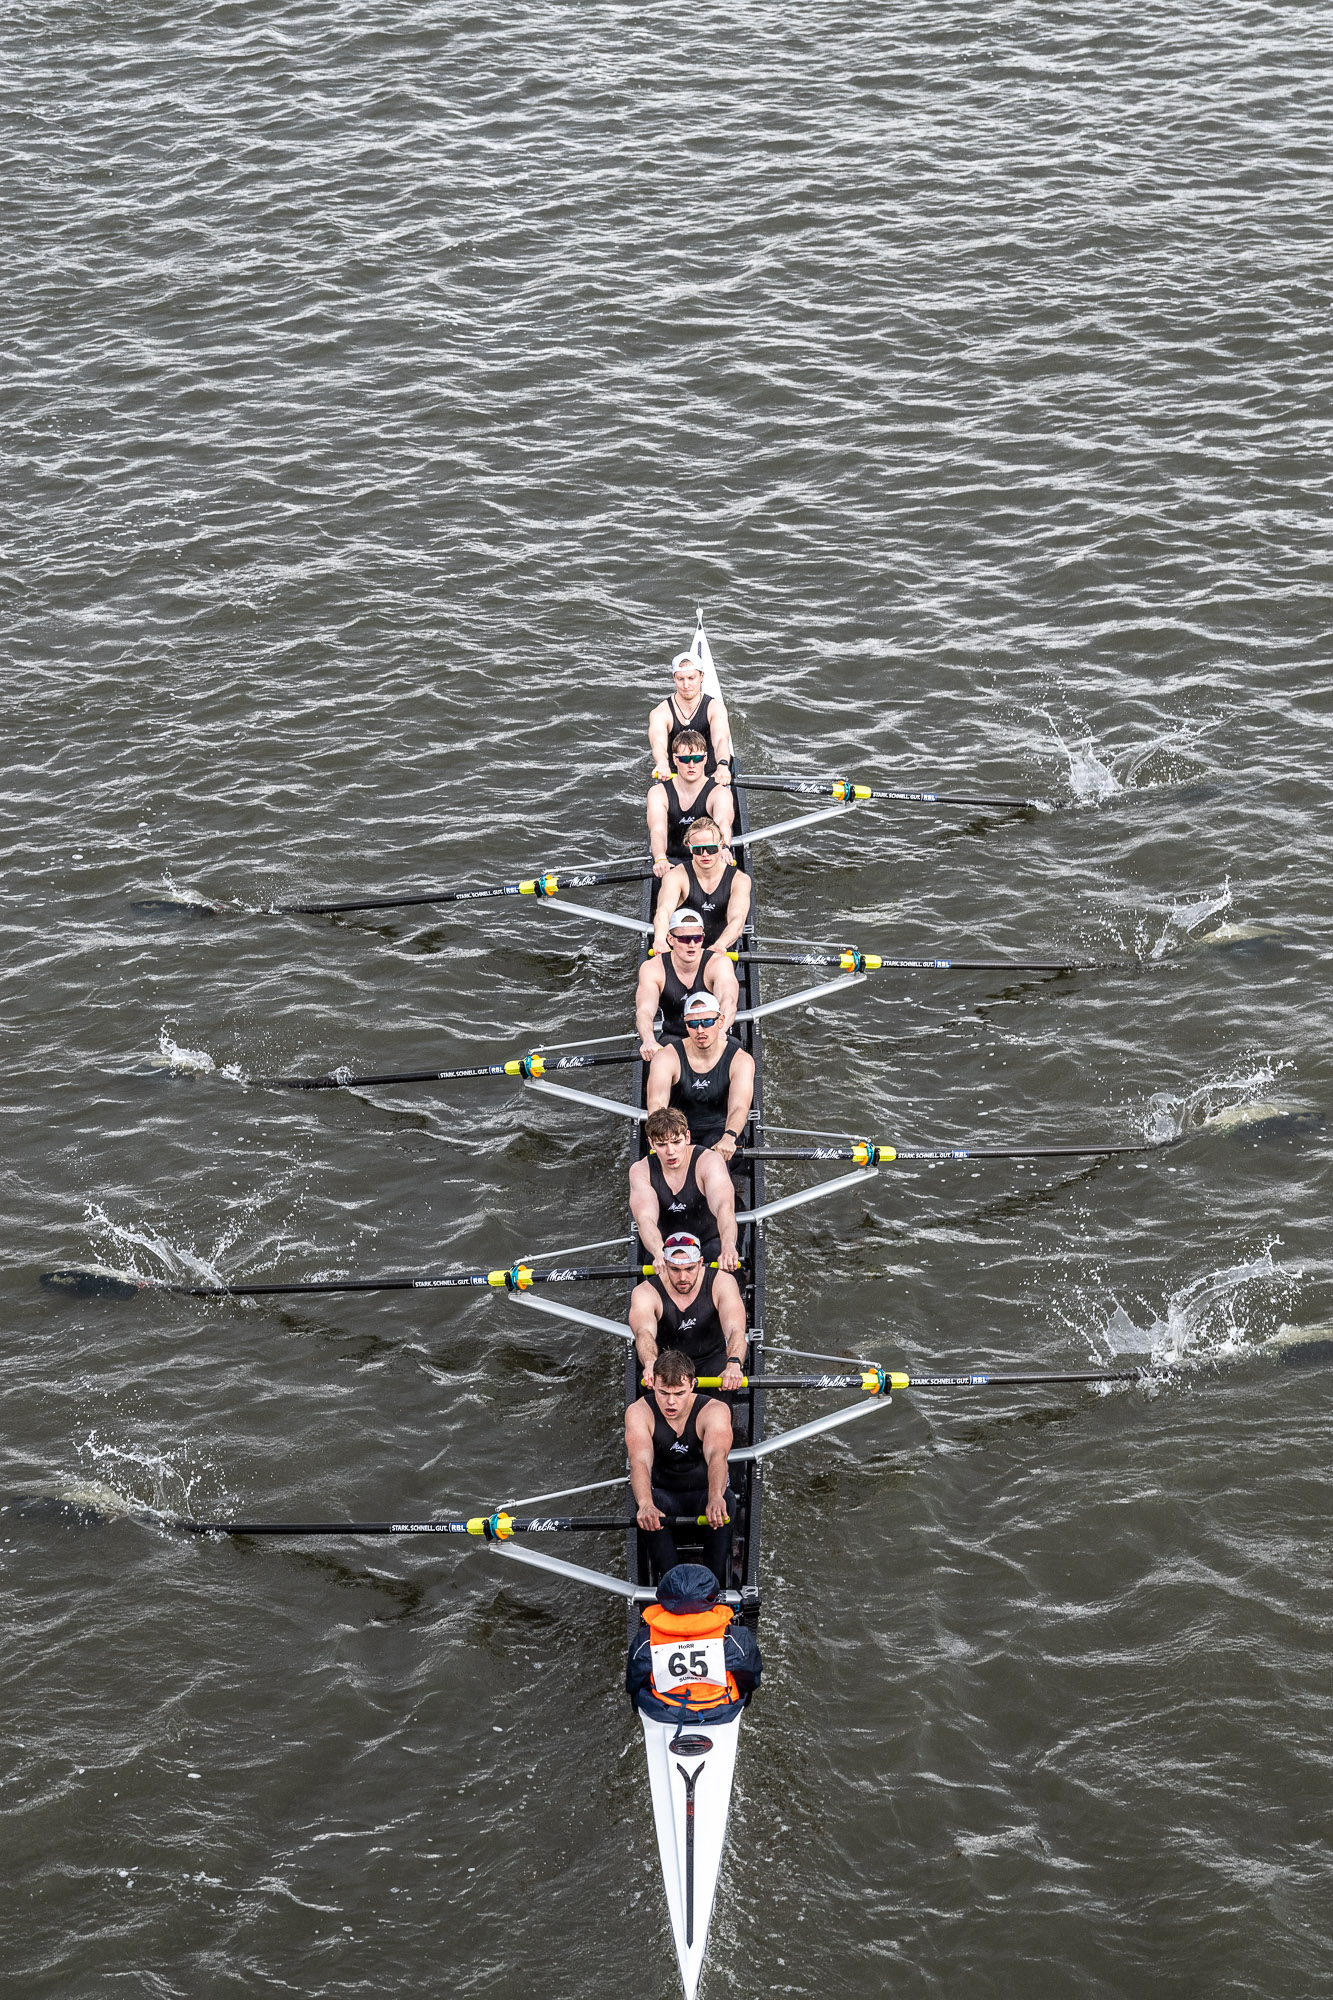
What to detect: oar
<box><xmin>253</xmin><ymin>1050</ymin><xmax>638</xmax><ymax>1092</ymax></box>
<box><xmin>39</xmin><ymin>1261</ymin><xmax>653</xmax><ymax>1302</ymax></box>
<box><xmin>695</xmin><ymin>1367</ymin><xmax>1142</xmax><ymax>1391</ymax></box>
<box><xmin>725</xmin><ymin>1361</ymin><xmax>1147</xmax><ymax>1462</ymax></box>
<box><xmin>727</xmin><ymin>948</ymin><xmax>1091</xmax><ymax>975</ymax></box>
<box><xmin>132</xmin><ymin>863</ymin><xmax>654</xmax><ymax>921</ymax></box>
<box><xmin>170</xmin><ymin>1510</ymin><xmax>715</xmax><ymax>1539</ymax></box>
<box><xmin>732</xmin><ymin>775</ymin><xmax>1041</xmax><ymax>811</ymax></box>
<box><xmin>738</xmin><ymin>1139</ymin><xmax>1167</xmax><ymax>1165</ymax></box>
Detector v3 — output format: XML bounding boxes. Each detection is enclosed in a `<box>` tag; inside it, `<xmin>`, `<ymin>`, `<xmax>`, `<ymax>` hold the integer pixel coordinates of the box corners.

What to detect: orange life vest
<box><xmin>642</xmin><ymin>1602</ymin><xmax>739</xmax><ymax>1710</ymax></box>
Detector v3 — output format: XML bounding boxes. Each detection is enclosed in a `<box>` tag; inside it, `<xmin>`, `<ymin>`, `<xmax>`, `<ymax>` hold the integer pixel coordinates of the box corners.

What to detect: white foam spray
<box><xmin>1062</xmin><ymin>1247</ymin><xmax>1291</xmax><ymax>1369</ymax></box>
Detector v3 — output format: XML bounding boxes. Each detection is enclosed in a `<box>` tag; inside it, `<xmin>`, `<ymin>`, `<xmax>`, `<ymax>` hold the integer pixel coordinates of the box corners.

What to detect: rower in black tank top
<box><xmin>657</xmin><ymin>954</ymin><xmax>710</xmax><ymax>1040</ymax></box>
<box><xmin>666</xmin><ymin>692</ymin><xmax>716</xmax><ymax>776</ymax></box>
<box><xmin>665</xmin><ymin>1034</ymin><xmax>740</xmax><ymax>1151</ymax></box>
<box><xmin>664</xmin><ymin>774</ymin><xmax>722</xmax><ymax>861</ymax></box>
<box><xmin>648</xmin><ymin>1390</ymin><xmax>708</xmax><ymax>1495</ymax></box>
<box><xmin>680</xmin><ymin>853</ymin><xmax>740</xmax><ymax>948</ymax></box>
<box><xmin>642</xmin><ymin>1389</ymin><xmax>733</xmax><ymax>1586</ymax></box>
<box><xmin>646</xmin><ymin>1268</ymin><xmax>727</xmax><ymax>1380</ymax></box>
<box><xmin>647</xmin><ymin>1146</ymin><xmax>719</xmax><ymax>1257</ymax></box>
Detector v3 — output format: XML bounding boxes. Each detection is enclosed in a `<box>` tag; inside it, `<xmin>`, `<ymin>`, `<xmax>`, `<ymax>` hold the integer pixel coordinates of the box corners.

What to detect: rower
<box><xmin>646</xmin><ymin>991</ymin><xmax>755</xmax><ymax>1166</ymax></box>
<box><xmin>626</xmin><ymin>1562</ymin><xmax>762</xmax><ymax>1724</ymax></box>
<box><xmin>625</xmin><ymin>1350</ymin><xmax>735</xmax><ymax>1589</ymax></box>
<box><xmin>630</xmin><ymin>1108</ymin><xmax>739</xmax><ymax>1272</ymax></box>
<box><xmin>651</xmin><ymin>817</ymin><xmax>752</xmax><ymax>957</ymax></box>
<box><xmin>647</xmin><ymin>728</ymin><xmax>735</xmax><ymax>878</ymax></box>
<box><xmin>629</xmin><ymin>1233</ymin><xmax>747</xmax><ymax>1393</ymax></box>
<box><xmin>635</xmin><ymin>907</ymin><xmax>739</xmax><ymax>1059</ymax></box>
<box><xmin>649</xmin><ymin>649</ymin><xmax>734</xmax><ymax>782</ymax></box>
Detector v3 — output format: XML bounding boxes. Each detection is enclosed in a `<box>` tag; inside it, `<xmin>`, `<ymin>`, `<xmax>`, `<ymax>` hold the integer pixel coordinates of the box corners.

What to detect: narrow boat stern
<box><xmin>639</xmin><ymin>1710</ymin><xmax>743</xmax><ymax>2000</ymax></box>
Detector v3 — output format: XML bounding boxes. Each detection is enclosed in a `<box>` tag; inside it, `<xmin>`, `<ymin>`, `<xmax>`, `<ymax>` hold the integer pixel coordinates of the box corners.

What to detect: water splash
<box><xmin>1140</xmin><ymin>1058</ymin><xmax>1297</xmax><ymax>1143</ymax></box>
<box><xmin>71</xmin><ymin>1437</ymin><xmax>222</xmax><ymax>1524</ymax></box>
<box><xmin>1045</xmin><ymin>715</ymin><xmax>1118</xmax><ymax>804</ymax></box>
<box><xmin>145</xmin><ymin>1025</ymin><xmax>246</xmax><ymax>1082</ymax></box>
<box><xmin>1144</xmin><ymin>880</ymin><xmax>1232</xmax><ymax>959</ymax></box>
<box><xmin>83</xmin><ymin>1201</ymin><xmax>240</xmax><ymax>1291</ymax></box>
<box><xmin>1070</xmin><ymin>1248</ymin><xmax>1290</xmax><ymax>1368</ymax></box>
<box><xmin>149</xmin><ymin>1025</ymin><xmax>216</xmax><ymax>1075</ymax></box>
<box><xmin>1085</xmin><ymin>881</ymin><xmax>1240</xmax><ymax>964</ymax></box>
<box><xmin>1043</xmin><ymin>712</ymin><xmax>1213</xmax><ymax>806</ymax></box>
<box><xmin>156</xmin><ymin>868</ymin><xmax>215</xmax><ymax>912</ymax></box>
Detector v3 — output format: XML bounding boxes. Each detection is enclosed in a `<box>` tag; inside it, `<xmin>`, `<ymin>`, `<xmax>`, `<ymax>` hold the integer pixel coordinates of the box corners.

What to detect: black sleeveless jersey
<box><xmin>646</xmin><ymin>1268</ymin><xmax>727</xmax><ymax>1379</ymax></box>
<box><xmin>648</xmin><ymin>1390</ymin><xmax>708</xmax><ymax>1493</ymax></box>
<box><xmin>665</xmin><ymin>689</ymin><xmax>716</xmax><ymax>776</ymax></box>
<box><xmin>657</xmin><ymin>952</ymin><xmax>710</xmax><ymax>1040</ymax></box>
<box><xmin>666</xmin><ymin>1034</ymin><xmax>741</xmax><ymax>1150</ymax></box>
<box><xmin>663</xmin><ymin>774</ymin><xmax>722</xmax><ymax>861</ymax></box>
<box><xmin>648</xmin><ymin>1146</ymin><xmax>717</xmax><ymax>1251</ymax></box>
<box><xmin>679</xmin><ymin>853</ymin><xmax>743</xmax><ymax>948</ymax></box>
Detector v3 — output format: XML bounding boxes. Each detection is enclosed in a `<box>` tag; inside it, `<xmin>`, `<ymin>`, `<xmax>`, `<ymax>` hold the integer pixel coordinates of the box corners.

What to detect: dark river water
<box><xmin>5</xmin><ymin>4</ymin><xmax>1332</xmax><ymax>1996</ymax></box>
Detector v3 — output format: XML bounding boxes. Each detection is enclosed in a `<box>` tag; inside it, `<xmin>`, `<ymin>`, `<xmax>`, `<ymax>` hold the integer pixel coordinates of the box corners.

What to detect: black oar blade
<box><xmin>1280</xmin><ymin>1338</ymin><xmax>1333</xmax><ymax>1367</ymax></box>
<box><xmin>0</xmin><ymin>1490</ymin><xmax>163</xmax><ymax>1529</ymax></box>
<box><xmin>40</xmin><ymin>1263</ymin><xmax>152</xmax><ymax>1299</ymax></box>
<box><xmin>0</xmin><ymin>1492</ymin><xmax>116</xmax><ymax>1527</ymax></box>
<box><xmin>129</xmin><ymin>896</ymin><xmax>220</xmax><ymax>919</ymax></box>
<box><xmin>1201</xmin><ymin>1102</ymin><xmax>1325</xmax><ymax>1141</ymax></box>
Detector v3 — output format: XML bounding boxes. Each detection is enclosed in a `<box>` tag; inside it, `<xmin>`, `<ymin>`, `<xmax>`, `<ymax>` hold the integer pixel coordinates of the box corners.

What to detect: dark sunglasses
<box><xmin>676</xmin><ymin>752</ymin><xmax>706</xmax><ymax>765</ymax></box>
<box><xmin>671</xmin><ymin>932</ymin><xmax>705</xmax><ymax>947</ymax></box>
<box><xmin>687</xmin><ymin>1015</ymin><xmax>720</xmax><ymax>1031</ymax></box>
<box><xmin>688</xmin><ymin>842</ymin><xmax>721</xmax><ymax>857</ymax></box>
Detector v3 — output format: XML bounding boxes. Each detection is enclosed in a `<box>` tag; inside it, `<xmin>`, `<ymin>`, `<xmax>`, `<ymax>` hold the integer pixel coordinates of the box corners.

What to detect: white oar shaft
<box><xmin>518</xmin><ymin>1233</ymin><xmax>631</xmax><ymax>1263</ymax></box>
<box><xmin>538</xmin><ymin>896</ymin><xmax>653</xmax><ymax>936</ymax></box>
<box><xmin>507</xmin><ymin>1290</ymin><xmax>635</xmax><ymax>1342</ymax></box>
<box><xmin>738</xmin><ymin>1166</ymin><xmax>878</xmax><ymax>1225</ymax></box>
<box><xmin>729</xmin><ymin>1394</ymin><xmax>892</xmax><ymax>1462</ymax></box>
<box><xmin>498</xmin><ymin>1473</ymin><xmax>629</xmax><ymax>1510</ymax></box>
<box><xmin>524</xmin><ymin>1077</ymin><xmax>647</xmax><ymax>1122</ymax></box>
<box><xmin>735</xmin><ymin>972</ymin><xmax>866</xmax><ymax>1023</ymax></box>
<box><xmin>486</xmin><ymin>1538</ymin><xmax>642</xmax><ymax>1600</ymax></box>
<box><xmin>731</xmin><ymin>801</ymin><xmax>861</xmax><ymax>849</ymax></box>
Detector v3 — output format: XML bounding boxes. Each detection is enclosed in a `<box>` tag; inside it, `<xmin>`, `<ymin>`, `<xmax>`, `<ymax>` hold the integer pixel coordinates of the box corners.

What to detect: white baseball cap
<box><xmin>662</xmin><ymin>1233</ymin><xmax>703</xmax><ymax>1265</ymax></box>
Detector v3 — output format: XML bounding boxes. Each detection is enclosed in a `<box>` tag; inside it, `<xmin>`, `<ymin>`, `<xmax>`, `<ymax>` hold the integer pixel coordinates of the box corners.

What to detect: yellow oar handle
<box><xmin>687</xmin><ymin>1370</ymin><xmax>910</xmax><ymax>1394</ymax></box>
<box><xmin>831</xmin><ymin>781</ymin><xmax>873</xmax><ymax>803</ymax></box>
<box><xmin>484</xmin><ymin>1266</ymin><xmax>535</xmax><ymax>1290</ymax></box>
<box><xmin>516</xmin><ymin>874</ymin><xmax>561</xmax><ymax>897</ymax></box>
<box><xmin>712</xmin><ymin>947</ymin><xmax>883</xmax><ymax>970</ymax></box>
<box><xmin>467</xmin><ymin>1511</ymin><xmax>515</xmax><ymax>1538</ymax></box>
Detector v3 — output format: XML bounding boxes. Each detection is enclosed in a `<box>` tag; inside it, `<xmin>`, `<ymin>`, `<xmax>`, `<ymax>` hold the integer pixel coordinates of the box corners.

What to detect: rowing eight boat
<box><xmin>628</xmin><ymin>617</ymin><xmax>764</xmax><ymax>1998</ymax></box>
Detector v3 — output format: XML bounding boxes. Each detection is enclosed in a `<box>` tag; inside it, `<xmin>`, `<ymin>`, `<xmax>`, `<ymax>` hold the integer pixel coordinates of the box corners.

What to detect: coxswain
<box><xmin>651</xmin><ymin>817</ymin><xmax>752</xmax><ymax>956</ymax></box>
<box><xmin>646</xmin><ymin>991</ymin><xmax>755</xmax><ymax>1164</ymax></box>
<box><xmin>649</xmin><ymin>648</ymin><xmax>734</xmax><ymax>782</ymax></box>
<box><xmin>626</xmin><ymin>1561</ymin><xmax>762</xmax><ymax>1724</ymax></box>
<box><xmin>630</xmin><ymin>1108</ymin><xmax>739</xmax><ymax>1272</ymax></box>
<box><xmin>629</xmin><ymin>1233</ymin><xmax>747</xmax><ymax>1392</ymax></box>
<box><xmin>647</xmin><ymin>728</ymin><xmax>736</xmax><ymax>878</ymax></box>
<box><xmin>624</xmin><ymin>1349</ymin><xmax>735</xmax><ymax>1589</ymax></box>
<box><xmin>635</xmin><ymin>907</ymin><xmax>739</xmax><ymax>1059</ymax></box>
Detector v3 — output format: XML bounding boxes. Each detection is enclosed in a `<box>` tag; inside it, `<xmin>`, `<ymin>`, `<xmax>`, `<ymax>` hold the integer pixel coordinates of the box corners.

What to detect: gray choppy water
<box><xmin>4</xmin><ymin>5</ymin><xmax>1333</xmax><ymax>1996</ymax></box>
